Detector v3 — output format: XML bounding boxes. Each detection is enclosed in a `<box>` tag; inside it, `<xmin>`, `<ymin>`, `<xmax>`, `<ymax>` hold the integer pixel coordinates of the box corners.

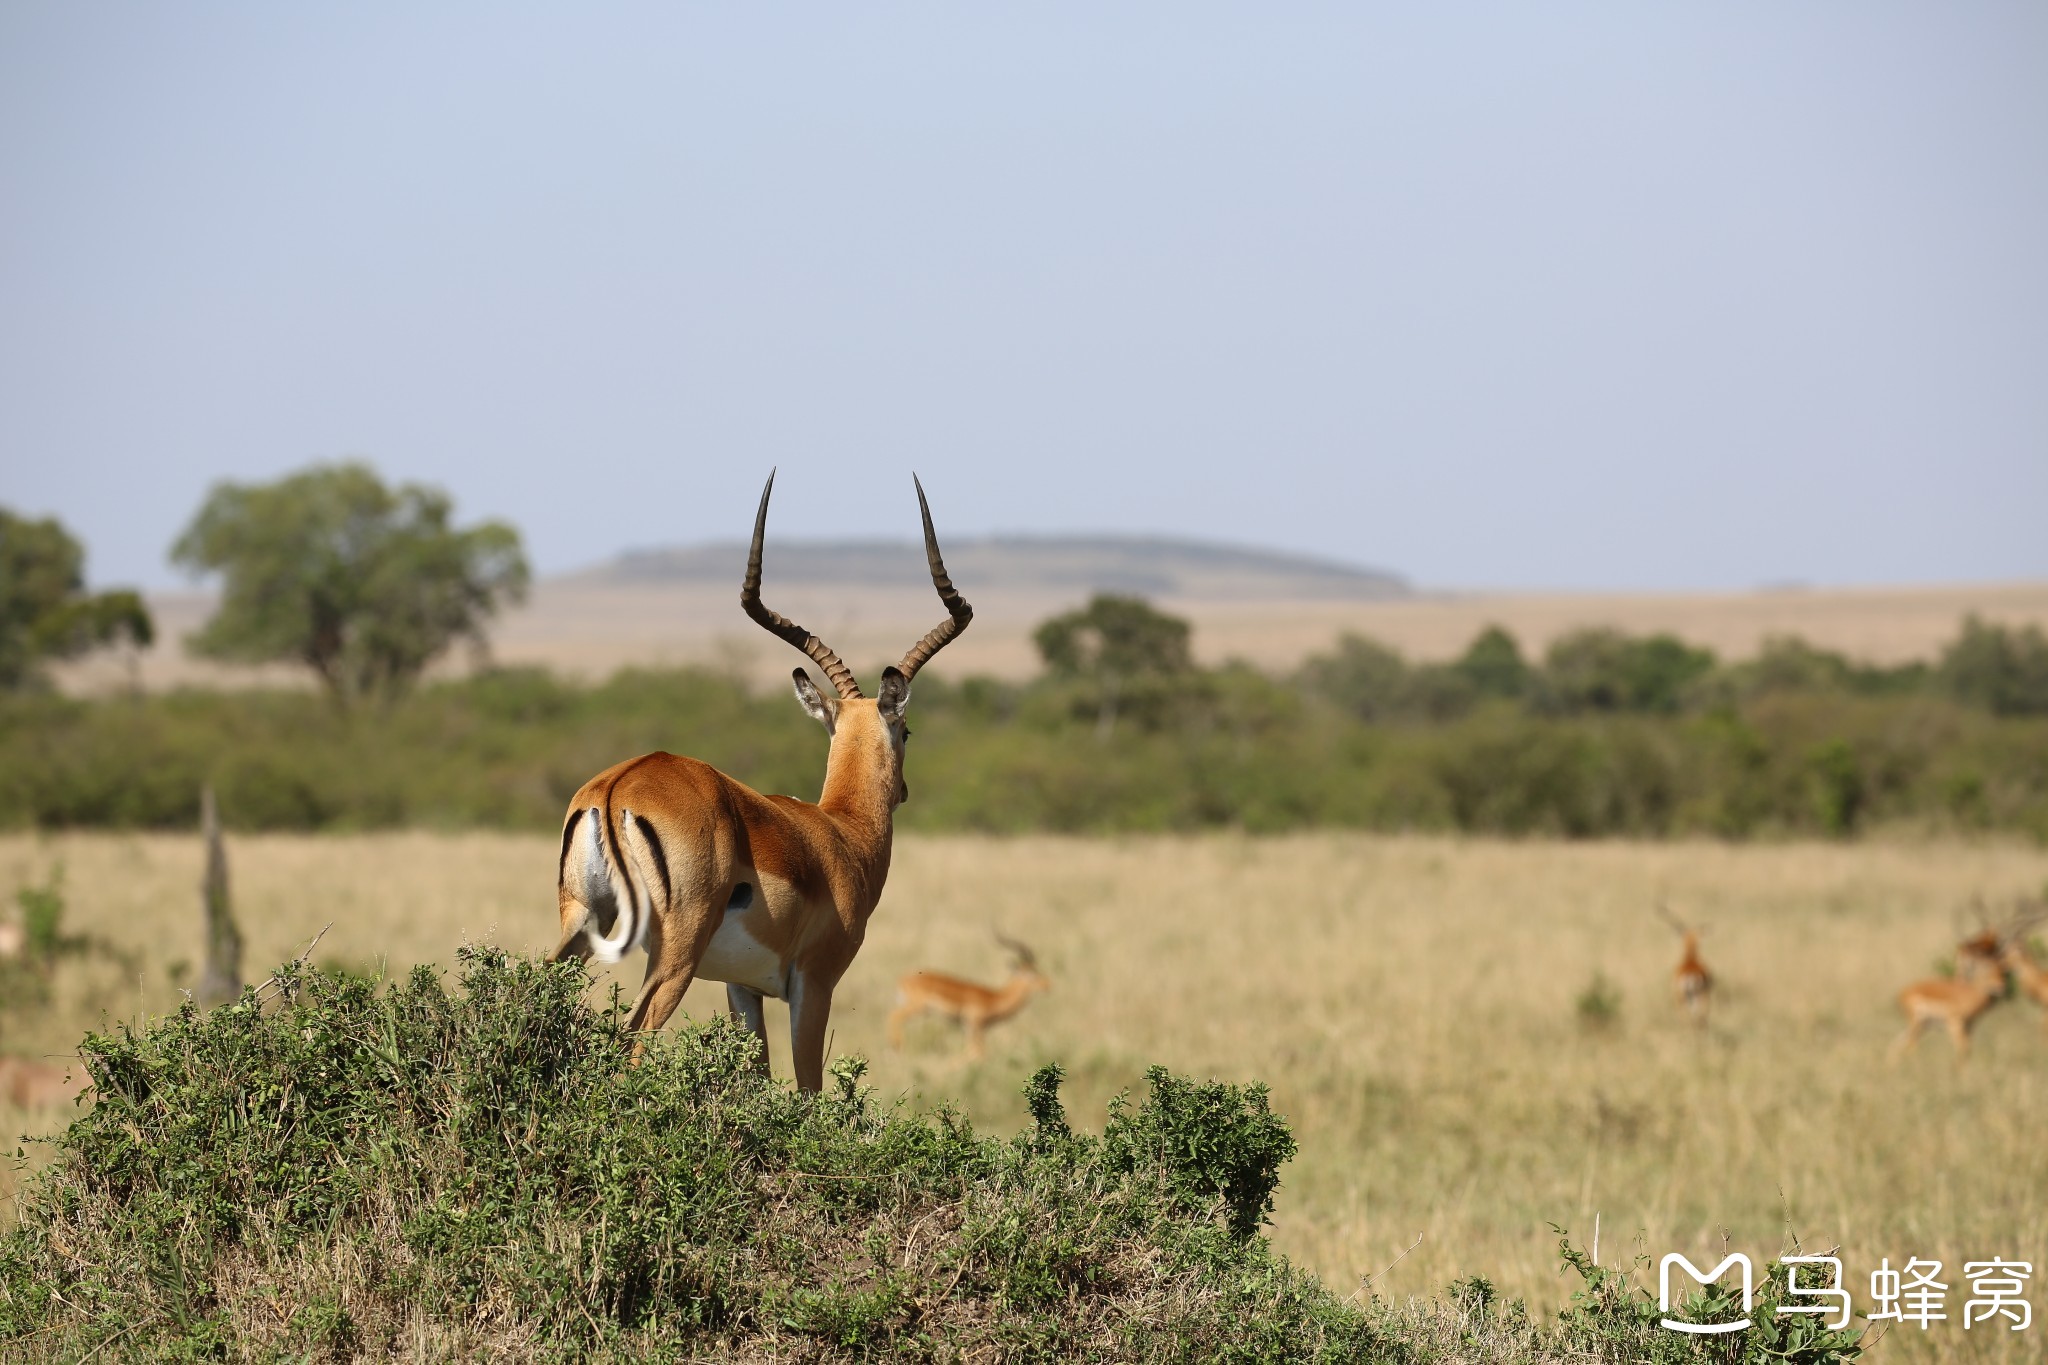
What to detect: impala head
<box><xmin>742</xmin><ymin>470</ymin><xmax>972</xmax><ymax>809</ymax></box>
<box><xmin>1654</xmin><ymin>903</ymin><xmax>1704</xmax><ymax>955</ymax></box>
<box><xmin>1952</xmin><ymin>897</ymin><xmax>2012</xmax><ymax>986</ymax></box>
<box><xmin>1989</xmin><ymin>899</ymin><xmax>2048</xmax><ymax>972</ymax></box>
<box><xmin>995</xmin><ymin>930</ymin><xmax>1052</xmax><ymax>995</ymax></box>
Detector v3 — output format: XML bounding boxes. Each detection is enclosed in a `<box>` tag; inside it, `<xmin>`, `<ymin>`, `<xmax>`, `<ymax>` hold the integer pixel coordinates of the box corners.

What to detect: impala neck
<box><xmin>816</xmin><ymin>704</ymin><xmax>903</xmax><ymax>843</ymax></box>
<box><xmin>989</xmin><ymin>972</ymin><xmax>1042</xmax><ymax>1020</ymax></box>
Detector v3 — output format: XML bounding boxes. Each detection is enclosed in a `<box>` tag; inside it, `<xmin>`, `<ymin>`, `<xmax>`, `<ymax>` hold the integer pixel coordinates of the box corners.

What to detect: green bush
<box><xmin>0</xmin><ymin>950</ymin><xmax>1866</xmax><ymax>1363</ymax></box>
<box><xmin>0</xmin><ymin>949</ymin><xmax>1381</xmax><ymax>1360</ymax></box>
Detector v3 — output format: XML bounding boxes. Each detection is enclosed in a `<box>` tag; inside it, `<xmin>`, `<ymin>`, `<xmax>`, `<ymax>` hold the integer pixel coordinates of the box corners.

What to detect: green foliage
<box><xmin>1574</xmin><ymin>970</ymin><xmax>1623</xmax><ymax>1032</ymax></box>
<box><xmin>0</xmin><ymin>948</ymin><xmax>1389</xmax><ymax>1361</ymax></box>
<box><xmin>1033</xmin><ymin>593</ymin><xmax>1193</xmax><ymax>679</ymax></box>
<box><xmin>1295</xmin><ymin>633</ymin><xmax>1478</xmax><ymax>723</ymax></box>
<box><xmin>0</xmin><ymin>863</ymin><xmax>133</xmax><ymax>1017</ymax></box>
<box><xmin>1540</xmin><ymin>628</ymin><xmax>1718</xmax><ymax>715</ymax></box>
<box><xmin>7</xmin><ymin>613</ymin><xmax>2048</xmax><ymax>841</ymax></box>
<box><xmin>1100</xmin><ymin>1066</ymin><xmax>1297</xmax><ymax>1240</ymax></box>
<box><xmin>0</xmin><ymin>507</ymin><xmax>152</xmax><ymax>690</ymax></box>
<box><xmin>1033</xmin><ymin>593</ymin><xmax>1196</xmax><ymax>737</ymax></box>
<box><xmin>1454</xmin><ymin>624</ymin><xmax>1531</xmax><ymax>700</ymax></box>
<box><xmin>1806</xmin><ymin>739</ymin><xmax>1866</xmax><ymax>837</ymax></box>
<box><xmin>14</xmin><ymin>863</ymin><xmax>63</xmax><ymax>960</ymax></box>
<box><xmin>1297</xmin><ymin>632</ymin><xmax>1411</xmax><ymax>722</ymax></box>
<box><xmin>170</xmin><ymin>461</ymin><xmax>529</xmax><ymax>704</ymax></box>
<box><xmin>0</xmin><ymin>957</ymin><xmax>1870</xmax><ymax>1360</ymax></box>
<box><xmin>1551</xmin><ymin>1231</ymin><xmax>1862</xmax><ymax>1364</ymax></box>
<box><xmin>1940</xmin><ymin>614</ymin><xmax>2048</xmax><ymax>716</ymax></box>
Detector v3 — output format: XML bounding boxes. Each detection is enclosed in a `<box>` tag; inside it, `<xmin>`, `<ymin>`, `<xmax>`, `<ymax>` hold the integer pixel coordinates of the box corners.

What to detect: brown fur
<box><xmin>553</xmin><ymin>687</ymin><xmax>910</xmax><ymax>1091</ymax></box>
<box><xmin>888</xmin><ymin>965</ymin><xmax>1052</xmax><ymax>1060</ymax></box>
<box><xmin>551</xmin><ymin>473</ymin><xmax>968</xmax><ymax>1092</ymax></box>
<box><xmin>1892</xmin><ymin>937</ymin><xmax>2010</xmax><ymax>1064</ymax></box>
<box><xmin>2001</xmin><ymin>939</ymin><xmax>2048</xmax><ymax>1028</ymax></box>
<box><xmin>1673</xmin><ymin>930</ymin><xmax>1712</xmax><ymax>1027</ymax></box>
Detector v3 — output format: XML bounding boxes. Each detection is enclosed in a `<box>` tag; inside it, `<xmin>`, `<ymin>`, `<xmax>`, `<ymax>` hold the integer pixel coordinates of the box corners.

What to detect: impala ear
<box><xmin>792</xmin><ymin>668</ymin><xmax>837</xmax><ymax>731</ymax></box>
<box><xmin>876</xmin><ymin>665</ymin><xmax>912</xmax><ymax>721</ymax></box>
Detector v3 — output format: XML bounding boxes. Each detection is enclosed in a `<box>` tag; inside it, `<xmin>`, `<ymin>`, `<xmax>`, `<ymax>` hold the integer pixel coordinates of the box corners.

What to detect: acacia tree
<box><xmin>0</xmin><ymin>508</ymin><xmax>154</xmax><ymax>690</ymax></box>
<box><xmin>1033</xmin><ymin>593</ymin><xmax>1193</xmax><ymax>737</ymax></box>
<box><xmin>170</xmin><ymin>462</ymin><xmax>529</xmax><ymax>704</ymax></box>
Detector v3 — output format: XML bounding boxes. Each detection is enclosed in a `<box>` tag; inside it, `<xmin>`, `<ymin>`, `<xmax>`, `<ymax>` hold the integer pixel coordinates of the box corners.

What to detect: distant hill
<box><xmin>576</xmin><ymin>534</ymin><xmax>1410</xmax><ymax>602</ymax></box>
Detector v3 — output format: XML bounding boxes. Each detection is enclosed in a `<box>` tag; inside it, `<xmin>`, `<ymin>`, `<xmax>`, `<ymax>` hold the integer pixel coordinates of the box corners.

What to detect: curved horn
<box><xmin>897</xmin><ymin>474</ymin><xmax>973</xmax><ymax>679</ymax></box>
<box><xmin>740</xmin><ymin>470</ymin><xmax>863</xmax><ymax>699</ymax></box>
<box><xmin>993</xmin><ymin>929</ymin><xmax>1038</xmax><ymax>971</ymax></box>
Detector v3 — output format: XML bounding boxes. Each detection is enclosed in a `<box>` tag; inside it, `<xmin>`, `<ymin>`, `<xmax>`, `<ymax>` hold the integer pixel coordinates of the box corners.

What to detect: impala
<box><xmin>1995</xmin><ymin>902</ymin><xmax>2048</xmax><ymax>1029</ymax></box>
<box><xmin>1890</xmin><ymin>919</ymin><xmax>2023</xmax><ymax>1063</ymax></box>
<box><xmin>549</xmin><ymin>472</ymin><xmax>972</xmax><ymax>1091</ymax></box>
<box><xmin>1656</xmin><ymin>904</ymin><xmax>1712</xmax><ymax>1027</ymax></box>
<box><xmin>887</xmin><ymin>932</ymin><xmax>1051</xmax><ymax>1060</ymax></box>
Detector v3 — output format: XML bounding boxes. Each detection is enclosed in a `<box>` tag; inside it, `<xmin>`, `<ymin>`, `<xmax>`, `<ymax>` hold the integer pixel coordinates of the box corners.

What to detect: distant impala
<box><xmin>1656</xmin><ymin>904</ymin><xmax>1712</xmax><ymax>1028</ymax></box>
<box><xmin>1890</xmin><ymin>911</ymin><xmax>2033</xmax><ymax>1064</ymax></box>
<box><xmin>888</xmin><ymin>933</ymin><xmax>1051</xmax><ymax>1061</ymax></box>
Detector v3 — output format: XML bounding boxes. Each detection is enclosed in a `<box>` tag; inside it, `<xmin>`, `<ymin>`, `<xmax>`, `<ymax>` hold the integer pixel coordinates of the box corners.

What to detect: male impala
<box><xmin>1656</xmin><ymin>904</ymin><xmax>1712</xmax><ymax>1028</ymax></box>
<box><xmin>550</xmin><ymin>472</ymin><xmax>971</xmax><ymax>1091</ymax></box>
<box><xmin>1995</xmin><ymin>902</ymin><xmax>2048</xmax><ymax>1029</ymax></box>
<box><xmin>887</xmin><ymin>933</ymin><xmax>1051</xmax><ymax>1060</ymax></box>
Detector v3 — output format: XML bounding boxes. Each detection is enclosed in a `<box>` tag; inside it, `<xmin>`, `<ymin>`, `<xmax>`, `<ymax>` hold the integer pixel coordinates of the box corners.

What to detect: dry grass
<box><xmin>5</xmin><ymin>830</ymin><xmax>2047</xmax><ymax>1361</ymax></box>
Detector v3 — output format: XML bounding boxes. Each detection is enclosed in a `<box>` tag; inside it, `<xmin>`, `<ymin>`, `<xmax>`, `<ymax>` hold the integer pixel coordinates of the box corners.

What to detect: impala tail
<box><xmin>555</xmin><ymin>804</ymin><xmax>654</xmax><ymax>964</ymax></box>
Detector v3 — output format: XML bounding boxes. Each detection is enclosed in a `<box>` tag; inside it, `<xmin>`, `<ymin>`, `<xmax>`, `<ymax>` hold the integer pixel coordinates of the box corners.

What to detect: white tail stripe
<box><xmin>580</xmin><ymin>805</ymin><xmax>638</xmax><ymax>963</ymax></box>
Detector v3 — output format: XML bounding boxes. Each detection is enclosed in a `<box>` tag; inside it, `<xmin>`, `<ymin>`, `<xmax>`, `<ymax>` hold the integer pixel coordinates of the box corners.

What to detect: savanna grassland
<box><xmin>6</xmin><ymin>830</ymin><xmax>2047</xmax><ymax>1361</ymax></box>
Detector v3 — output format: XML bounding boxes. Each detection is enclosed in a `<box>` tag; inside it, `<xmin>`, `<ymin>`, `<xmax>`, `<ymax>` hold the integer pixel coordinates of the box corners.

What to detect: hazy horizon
<box><xmin>4</xmin><ymin>5</ymin><xmax>2044</xmax><ymax>595</ymax></box>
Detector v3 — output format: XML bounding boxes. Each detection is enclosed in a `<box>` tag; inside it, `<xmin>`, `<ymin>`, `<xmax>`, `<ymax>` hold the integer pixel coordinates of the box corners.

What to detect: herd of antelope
<box><xmin>2</xmin><ymin>473</ymin><xmax>2044</xmax><ymax>1109</ymax></box>
<box><xmin>1652</xmin><ymin>894</ymin><xmax>2048</xmax><ymax>1065</ymax></box>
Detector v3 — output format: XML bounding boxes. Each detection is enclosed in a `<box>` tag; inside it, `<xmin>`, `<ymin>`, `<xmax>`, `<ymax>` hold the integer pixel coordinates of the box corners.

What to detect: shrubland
<box><xmin>3</xmin><ymin>614</ymin><xmax>2046</xmax><ymax>839</ymax></box>
<box><xmin>0</xmin><ymin>947</ymin><xmax>1864</xmax><ymax>1362</ymax></box>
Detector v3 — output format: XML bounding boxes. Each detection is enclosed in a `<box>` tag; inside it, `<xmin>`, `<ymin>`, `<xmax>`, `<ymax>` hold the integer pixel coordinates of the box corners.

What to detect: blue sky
<box><xmin>3</xmin><ymin>4</ymin><xmax>2043</xmax><ymax>591</ymax></box>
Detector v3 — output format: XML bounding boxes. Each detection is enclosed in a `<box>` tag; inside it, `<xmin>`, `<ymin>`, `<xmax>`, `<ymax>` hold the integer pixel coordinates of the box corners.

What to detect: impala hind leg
<box><xmin>1947</xmin><ymin>1016</ymin><xmax>1974</xmax><ymax>1061</ymax></box>
<box><xmin>727</xmin><ymin>984</ymin><xmax>770</xmax><ymax>1074</ymax></box>
<box><xmin>624</xmin><ymin>894</ymin><xmax>719</xmax><ymax>1041</ymax></box>
<box><xmin>886</xmin><ymin>993</ymin><xmax>922</xmax><ymax>1050</ymax></box>
<box><xmin>788</xmin><ymin>967</ymin><xmax>838</xmax><ymax>1093</ymax></box>
<box><xmin>1889</xmin><ymin>1016</ymin><xmax>1927</xmax><ymax>1064</ymax></box>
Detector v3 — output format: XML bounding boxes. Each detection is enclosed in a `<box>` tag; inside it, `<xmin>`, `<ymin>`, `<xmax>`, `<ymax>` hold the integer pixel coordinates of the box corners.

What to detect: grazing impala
<box><xmin>550</xmin><ymin>472</ymin><xmax>972</xmax><ymax>1091</ymax></box>
<box><xmin>1890</xmin><ymin>917</ymin><xmax>2025</xmax><ymax>1064</ymax></box>
<box><xmin>887</xmin><ymin>933</ymin><xmax>1051</xmax><ymax>1060</ymax></box>
<box><xmin>1656</xmin><ymin>904</ymin><xmax>1712</xmax><ymax>1027</ymax></box>
<box><xmin>1995</xmin><ymin>902</ymin><xmax>2048</xmax><ymax>1029</ymax></box>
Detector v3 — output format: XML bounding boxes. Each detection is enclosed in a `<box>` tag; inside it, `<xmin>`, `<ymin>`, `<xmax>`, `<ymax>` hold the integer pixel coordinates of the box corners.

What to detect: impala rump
<box><xmin>554</xmin><ymin>803</ymin><xmax>653</xmax><ymax>964</ymax></box>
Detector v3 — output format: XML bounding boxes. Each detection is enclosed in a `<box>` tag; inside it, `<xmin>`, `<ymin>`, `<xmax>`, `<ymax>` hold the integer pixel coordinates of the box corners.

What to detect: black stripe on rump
<box><xmin>557</xmin><ymin>809</ymin><xmax>583</xmax><ymax>881</ymax></box>
<box><xmin>602</xmin><ymin>796</ymin><xmax>635</xmax><ymax>942</ymax></box>
<box><xmin>632</xmin><ymin>813</ymin><xmax>671</xmax><ymax>911</ymax></box>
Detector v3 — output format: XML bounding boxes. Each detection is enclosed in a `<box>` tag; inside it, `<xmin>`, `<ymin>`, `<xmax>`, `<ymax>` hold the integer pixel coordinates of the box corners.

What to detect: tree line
<box><xmin>3</xmin><ymin>464</ymin><xmax>2046</xmax><ymax>840</ymax></box>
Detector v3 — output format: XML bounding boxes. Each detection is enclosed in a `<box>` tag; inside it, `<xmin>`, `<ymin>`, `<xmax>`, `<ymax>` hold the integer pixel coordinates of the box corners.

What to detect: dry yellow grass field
<box><xmin>5</xmin><ymin>830</ymin><xmax>2047</xmax><ymax>1361</ymax></box>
